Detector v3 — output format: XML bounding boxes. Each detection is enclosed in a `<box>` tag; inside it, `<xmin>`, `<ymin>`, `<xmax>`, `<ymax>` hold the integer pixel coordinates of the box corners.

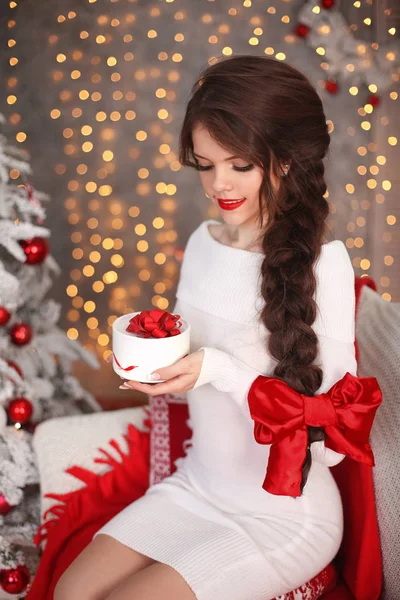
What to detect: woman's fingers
<box><xmin>112</xmin><ymin>350</ymin><xmax>203</xmax><ymax>395</ymax></box>
<box><xmin>148</xmin><ymin>356</ymin><xmax>190</xmax><ymax>382</ymax></box>
<box><xmin>120</xmin><ymin>374</ymin><xmax>190</xmax><ymax>396</ymax></box>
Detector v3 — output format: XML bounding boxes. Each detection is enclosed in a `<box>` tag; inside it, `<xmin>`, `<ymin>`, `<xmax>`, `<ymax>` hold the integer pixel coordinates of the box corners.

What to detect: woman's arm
<box><xmin>193</xmin><ymin>338</ymin><xmax>356</xmax><ymax>466</ymax></box>
<box><xmin>193</xmin><ymin>242</ymin><xmax>357</xmax><ymax>467</ymax></box>
<box><xmin>310</xmin><ymin>242</ymin><xmax>357</xmax><ymax>466</ymax></box>
<box><xmin>310</xmin><ymin>334</ymin><xmax>358</xmax><ymax>467</ymax></box>
<box><xmin>193</xmin><ymin>345</ymin><xmax>263</xmax><ymax>410</ymax></box>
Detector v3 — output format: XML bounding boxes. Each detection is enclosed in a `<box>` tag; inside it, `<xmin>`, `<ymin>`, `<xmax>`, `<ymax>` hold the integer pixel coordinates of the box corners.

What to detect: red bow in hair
<box><xmin>247</xmin><ymin>371</ymin><xmax>382</xmax><ymax>497</ymax></box>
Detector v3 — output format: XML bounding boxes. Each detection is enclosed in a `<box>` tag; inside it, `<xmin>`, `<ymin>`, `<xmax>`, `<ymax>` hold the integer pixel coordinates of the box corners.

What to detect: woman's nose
<box><xmin>212</xmin><ymin>172</ymin><xmax>233</xmax><ymax>193</ymax></box>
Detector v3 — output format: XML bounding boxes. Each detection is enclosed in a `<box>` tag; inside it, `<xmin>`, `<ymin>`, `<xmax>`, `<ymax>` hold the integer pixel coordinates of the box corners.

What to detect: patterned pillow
<box><xmin>148</xmin><ymin>393</ymin><xmax>191</xmax><ymax>486</ymax></box>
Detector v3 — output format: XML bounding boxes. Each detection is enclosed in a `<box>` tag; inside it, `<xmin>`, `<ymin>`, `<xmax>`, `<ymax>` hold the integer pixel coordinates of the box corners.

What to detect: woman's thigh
<box><xmin>104</xmin><ymin>562</ymin><xmax>197</xmax><ymax>600</ymax></box>
<box><xmin>54</xmin><ymin>533</ymin><xmax>157</xmax><ymax>600</ymax></box>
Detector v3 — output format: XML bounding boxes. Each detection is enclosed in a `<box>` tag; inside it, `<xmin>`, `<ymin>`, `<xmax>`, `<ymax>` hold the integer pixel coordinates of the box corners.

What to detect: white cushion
<box><xmin>32</xmin><ymin>407</ymin><xmax>147</xmax><ymax>519</ymax></box>
<box><xmin>356</xmin><ymin>284</ymin><xmax>400</xmax><ymax>600</ymax></box>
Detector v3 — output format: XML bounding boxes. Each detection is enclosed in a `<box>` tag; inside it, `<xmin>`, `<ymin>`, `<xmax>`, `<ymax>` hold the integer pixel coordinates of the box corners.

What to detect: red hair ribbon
<box><xmin>247</xmin><ymin>372</ymin><xmax>382</xmax><ymax>497</ymax></box>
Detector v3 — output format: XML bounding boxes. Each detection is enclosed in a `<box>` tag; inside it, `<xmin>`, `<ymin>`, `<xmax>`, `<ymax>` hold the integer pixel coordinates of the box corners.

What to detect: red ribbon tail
<box><xmin>263</xmin><ymin>429</ymin><xmax>308</xmax><ymax>497</ymax></box>
<box><xmin>112</xmin><ymin>353</ymin><xmax>138</xmax><ymax>372</ymax></box>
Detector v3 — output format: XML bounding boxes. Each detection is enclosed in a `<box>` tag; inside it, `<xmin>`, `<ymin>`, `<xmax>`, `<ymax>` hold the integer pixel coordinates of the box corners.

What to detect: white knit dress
<box><xmin>95</xmin><ymin>219</ymin><xmax>358</xmax><ymax>600</ymax></box>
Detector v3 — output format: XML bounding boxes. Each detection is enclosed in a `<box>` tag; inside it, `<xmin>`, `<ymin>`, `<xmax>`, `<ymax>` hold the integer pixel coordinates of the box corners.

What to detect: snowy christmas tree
<box><xmin>0</xmin><ymin>113</ymin><xmax>101</xmax><ymax>598</ymax></box>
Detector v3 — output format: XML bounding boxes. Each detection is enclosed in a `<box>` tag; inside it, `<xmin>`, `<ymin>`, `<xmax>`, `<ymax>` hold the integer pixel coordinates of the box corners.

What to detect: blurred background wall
<box><xmin>0</xmin><ymin>0</ymin><xmax>399</xmax><ymax>401</ymax></box>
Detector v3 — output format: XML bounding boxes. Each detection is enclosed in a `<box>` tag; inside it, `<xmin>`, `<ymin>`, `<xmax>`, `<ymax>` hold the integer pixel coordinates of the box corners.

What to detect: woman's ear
<box><xmin>281</xmin><ymin>160</ymin><xmax>291</xmax><ymax>176</ymax></box>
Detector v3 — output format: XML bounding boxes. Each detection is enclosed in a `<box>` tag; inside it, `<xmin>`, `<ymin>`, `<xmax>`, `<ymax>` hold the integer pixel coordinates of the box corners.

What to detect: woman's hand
<box><xmin>105</xmin><ymin>350</ymin><xmax>204</xmax><ymax>396</ymax></box>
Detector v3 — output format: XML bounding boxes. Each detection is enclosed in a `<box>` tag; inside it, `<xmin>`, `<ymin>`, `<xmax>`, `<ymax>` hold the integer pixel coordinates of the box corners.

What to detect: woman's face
<box><xmin>191</xmin><ymin>125</ymin><xmax>280</xmax><ymax>227</ymax></box>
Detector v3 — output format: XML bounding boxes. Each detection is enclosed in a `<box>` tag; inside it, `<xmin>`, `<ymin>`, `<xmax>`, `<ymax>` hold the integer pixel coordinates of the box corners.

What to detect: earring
<box><xmin>283</xmin><ymin>164</ymin><xmax>290</xmax><ymax>176</ymax></box>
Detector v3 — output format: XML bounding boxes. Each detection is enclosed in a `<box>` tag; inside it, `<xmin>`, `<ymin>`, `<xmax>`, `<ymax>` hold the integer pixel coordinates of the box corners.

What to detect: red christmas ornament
<box><xmin>294</xmin><ymin>23</ymin><xmax>310</xmax><ymax>38</ymax></box>
<box><xmin>9</xmin><ymin>322</ymin><xmax>33</xmax><ymax>346</ymax></box>
<box><xmin>367</xmin><ymin>94</ymin><xmax>380</xmax><ymax>107</ymax></box>
<box><xmin>0</xmin><ymin>564</ymin><xmax>30</xmax><ymax>594</ymax></box>
<box><xmin>7</xmin><ymin>397</ymin><xmax>33</xmax><ymax>424</ymax></box>
<box><xmin>19</xmin><ymin>236</ymin><xmax>49</xmax><ymax>265</ymax></box>
<box><xmin>0</xmin><ymin>494</ymin><xmax>13</xmax><ymax>516</ymax></box>
<box><xmin>0</xmin><ymin>307</ymin><xmax>11</xmax><ymax>326</ymax></box>
<box><xmin>321</xmin><ymin>0</ymin><xmax>335</xmax><ymax>8</ymax></box>
<box><xmin>6</xmin><ymin>361</ymin><xmax>24</xmax><ymax>378</ymax></box>
<box><xmin>325</xmin><ymin>79</ymin><xmax>339</xmax><ymax>94</ymax></box>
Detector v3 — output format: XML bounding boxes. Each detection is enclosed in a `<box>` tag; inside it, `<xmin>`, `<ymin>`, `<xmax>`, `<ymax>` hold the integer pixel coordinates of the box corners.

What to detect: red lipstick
<box><xmin>217</xmin><ymin>198</ymin><xmax>246</xmax><ymax>211</ymax></box>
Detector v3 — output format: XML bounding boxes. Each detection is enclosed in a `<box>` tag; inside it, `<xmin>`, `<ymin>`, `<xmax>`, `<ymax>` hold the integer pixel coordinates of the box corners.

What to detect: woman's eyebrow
<box><xmin>193</xmin><ymin>152</ymin><xmax>241</xmax><ymax>161</ymax></box>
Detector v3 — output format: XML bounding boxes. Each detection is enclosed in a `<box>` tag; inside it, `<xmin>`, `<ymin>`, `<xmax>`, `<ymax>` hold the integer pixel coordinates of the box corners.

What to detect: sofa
<box><xmin>22</xmin><ymin>277</ymin><xmax>400</xmax><ymax>599</ymax></box>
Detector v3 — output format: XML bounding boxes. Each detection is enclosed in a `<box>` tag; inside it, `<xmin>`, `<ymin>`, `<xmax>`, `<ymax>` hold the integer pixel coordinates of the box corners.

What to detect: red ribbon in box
<box><xmin>126</xmin><ymin>309</ymin><xmax>182</xmax><ymax>339</ymax></box>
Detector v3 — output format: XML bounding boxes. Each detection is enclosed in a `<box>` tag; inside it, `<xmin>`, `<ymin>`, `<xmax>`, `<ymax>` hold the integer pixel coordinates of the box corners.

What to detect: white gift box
<box><xmin>112</xmin><ymin>311</ymin><xmax>190</xmax><ymax>383</ymax></box>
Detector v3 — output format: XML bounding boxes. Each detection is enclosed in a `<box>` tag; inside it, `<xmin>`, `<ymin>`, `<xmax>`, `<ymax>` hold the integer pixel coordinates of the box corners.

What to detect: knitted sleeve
<box><xmin>193</xmin><ymin>241</ymin><xmax>357</xmax><ymax>467</ymax></box>
<box><xmin>313</xmin><ymin>240</ymin><xmax>355</xmax><ymax>343</ymax></box>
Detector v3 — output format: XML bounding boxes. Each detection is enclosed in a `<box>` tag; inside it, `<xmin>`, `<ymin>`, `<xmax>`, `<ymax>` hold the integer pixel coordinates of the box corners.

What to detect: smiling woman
<box><xmin>55</xmin><ymin>55</ymin><xmax>368</xmax><ymax>600</ymax></box>
<box><xmin>186</xmin><ymin>122</ymin><xmax>292</xmax><ymax>251</ymax></box>
<box><xmin>190</xmin><ymin>126</ymin><xmax>277</xmax><ymax>248</ymax></box>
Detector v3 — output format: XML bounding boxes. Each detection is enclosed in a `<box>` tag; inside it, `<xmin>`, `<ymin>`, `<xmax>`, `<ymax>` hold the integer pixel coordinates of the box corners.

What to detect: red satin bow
<box><xmin>247</xmin><ymin>371</ymin><xmax>382</xmax><ymax>497</ymax></box>
<box><xmin>126</xmin><ymin>309</ymin><xmax>182</xmax><ymax>339</ymax></box>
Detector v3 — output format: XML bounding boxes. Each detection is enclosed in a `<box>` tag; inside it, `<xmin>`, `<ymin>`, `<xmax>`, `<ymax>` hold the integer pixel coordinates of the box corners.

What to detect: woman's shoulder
<box><xmin>185</xmin><ymin>219</ymin><xmax>230</xmax><ymax>253</ymax></box>
<box><xmin>207</xmin><ymin>222</ymin><xmax>222</xmax><ymax>241</ymax></box>
<box><xmin>184</xmin><ymin>222</ymin><xmax>351</xmax><ymax>270</ymax></box>
<box><xmin>313</xmin><ymin>240</ymin><xmax>355</xmax><ymax>342</ymax></box>
<box><xmin>317</xmin><ymin>239</ymin><xmax>352</xmax><ymax>272</ymax></box>
<box><xmin>320</xmin><ymin>238</ymin><xmax>346</xmax><ymax>252</ymax></box>
<box><xmin>315</xmin><ymin>240</ymin><xmax>354</xmax><ymax>289</ymax></box>
<box><xmin>186</xmin><ymin>219</ymin><xmax>210</xmax><ymax>243</ymax></box>
<box><xmin>178</xmin><ymin>221</ymin><xmax>210</xmax><ymax>271</ymax></box>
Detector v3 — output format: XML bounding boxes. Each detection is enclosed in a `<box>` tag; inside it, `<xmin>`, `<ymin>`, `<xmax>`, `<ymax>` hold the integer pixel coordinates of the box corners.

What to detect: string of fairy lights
<box><xmin>346</xmin><ymin>13</ymin><xmax>398</xmax><ymax>297</ymax></box>
<box><xmin>5</xmin><ymin>0</ymin><xmax>399</xmax><ymax>365</ymax></box>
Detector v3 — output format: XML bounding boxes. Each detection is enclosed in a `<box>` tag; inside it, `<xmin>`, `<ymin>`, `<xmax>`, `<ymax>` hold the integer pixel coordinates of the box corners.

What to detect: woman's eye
<box><xmin>195</xmin><ymin>164</ymin><xmax>254</xmax><ymax>172</ymax></box>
